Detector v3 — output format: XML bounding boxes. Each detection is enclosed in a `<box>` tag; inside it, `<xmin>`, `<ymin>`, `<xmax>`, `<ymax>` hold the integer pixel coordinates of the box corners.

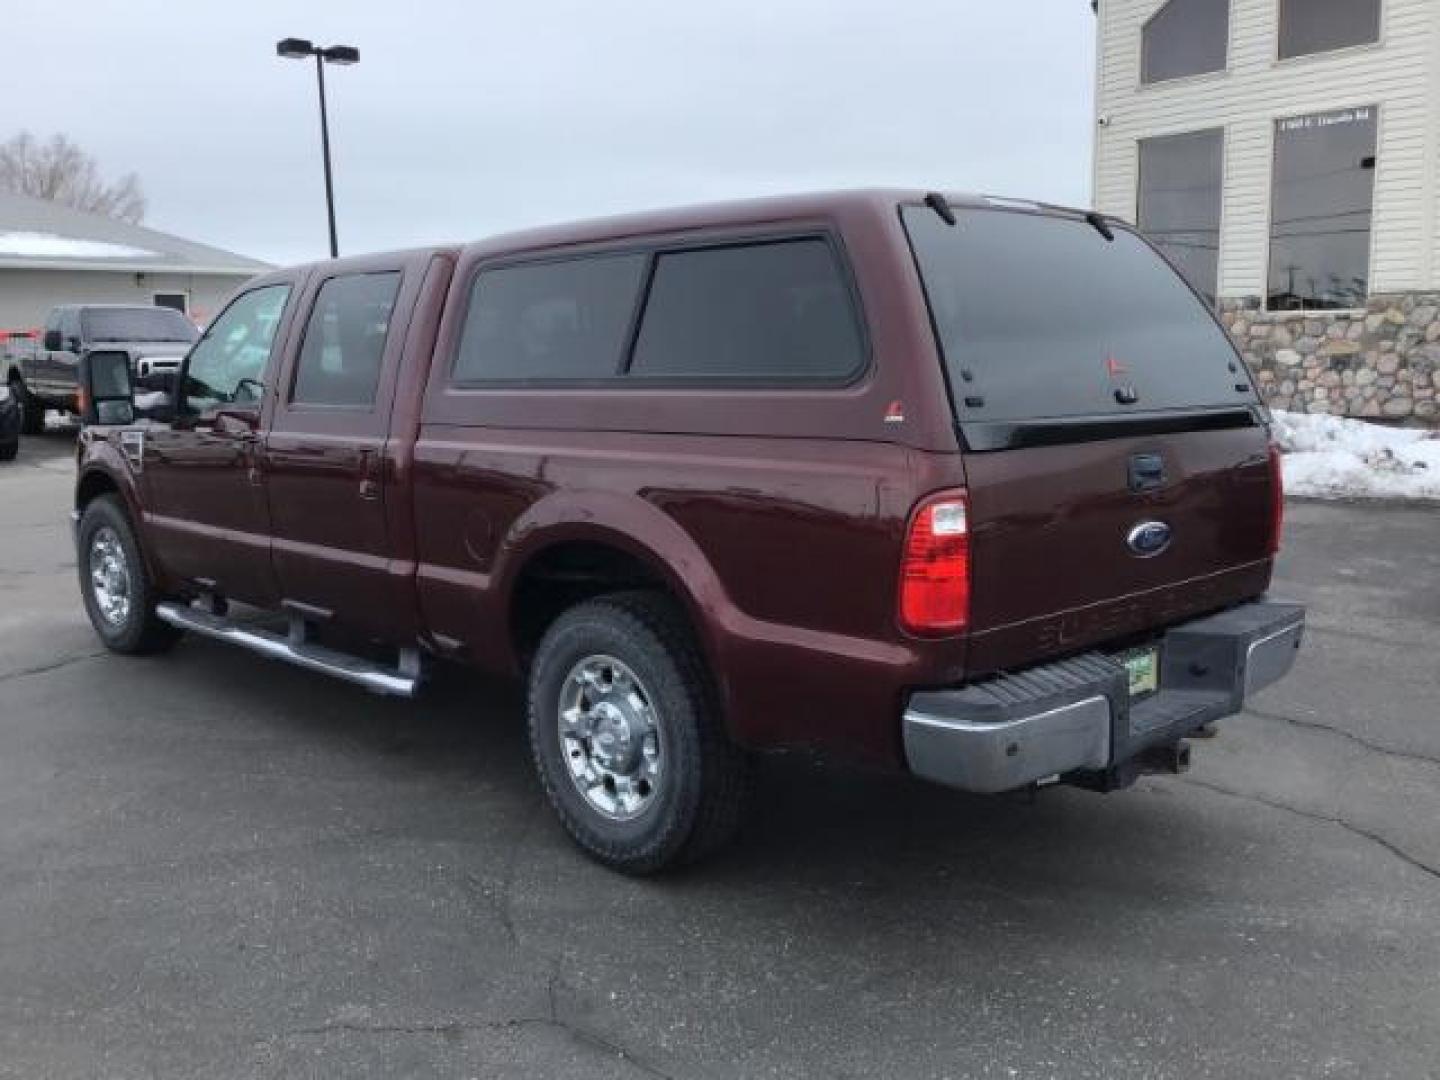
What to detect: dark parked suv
<box><xmin>71</xmin><ymin>190</ymin><xmax>1303</xmax><ymax>872</ymax></box>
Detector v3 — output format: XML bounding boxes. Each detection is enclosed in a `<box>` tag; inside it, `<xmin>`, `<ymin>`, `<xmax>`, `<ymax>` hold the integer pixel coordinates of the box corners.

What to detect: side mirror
<box><xmin>66</xmin><ymin>336</ymin><xmax>82</xmax><ymax>353</ymax></box>
<box><xmin>78</xmin><ymin>350</ymin><xmax>134</xmax><ymax>426</ymax></box>
<box><xmin>43</xmin><ymin>329</ymin><xmax>62</xmax><ymax>351</ymax></box>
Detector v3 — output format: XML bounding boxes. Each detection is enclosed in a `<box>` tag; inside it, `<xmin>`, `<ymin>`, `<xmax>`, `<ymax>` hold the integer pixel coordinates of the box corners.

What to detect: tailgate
<box><xmin>963</xmin><ymin>425</ymin><xmax>1274</xmax><ymax>672</ymax></box>
<box><xmin>900</xmin><ymin>199</ymin><xmax>1278</xmax><ymax>673</ymax></box>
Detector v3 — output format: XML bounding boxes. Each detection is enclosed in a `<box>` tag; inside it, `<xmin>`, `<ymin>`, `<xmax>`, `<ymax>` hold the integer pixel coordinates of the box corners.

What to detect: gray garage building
<box><xmin>1</xmin><ymin>190</ymin><xmax>269</xmax><ymax>334</ymax></box>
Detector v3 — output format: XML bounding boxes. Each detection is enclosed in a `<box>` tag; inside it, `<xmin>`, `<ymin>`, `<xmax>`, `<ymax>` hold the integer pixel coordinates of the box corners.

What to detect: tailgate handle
<box><xmin>1129</xmin><ymin>453</ymin><xmax>1165</xmax><ymax>492</ymax></box>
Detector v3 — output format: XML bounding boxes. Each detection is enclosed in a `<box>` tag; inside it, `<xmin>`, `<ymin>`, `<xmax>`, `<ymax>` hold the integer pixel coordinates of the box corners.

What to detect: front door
<box><xmin>141</xmin><ymin>281</ymin><xmax>301</xmax><ymax>606</ymax></box>
<box><xmin>263</xmin><ymin>259</ymin><xmax>417</xmax><ymax>639</ymax></box>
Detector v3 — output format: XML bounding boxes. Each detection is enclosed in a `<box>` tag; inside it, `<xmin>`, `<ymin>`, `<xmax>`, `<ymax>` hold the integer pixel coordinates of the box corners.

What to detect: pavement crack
<box><xmin>0</xmin><ymin>650</ymin><xmax>105</xmax><ymax>684</ymax></box>
<box><xmin>287</xmin><ymin>996</ymin><xmax>678</xmax><ymax>1080</ymax></box>
<box><xmin>288</xmin><ymin>1016</ymin><xmax>552</xmax><ymax>1038</ymax></box>
<box><xmin>1246</xmin><ymin>706</ymin><xmax>1440</xmax><ymax>770</ymax></box>
<box><xmin>1181</xmin><ymin>777</ymin><xmax>1440</xmax><ymax>884</ymax></box>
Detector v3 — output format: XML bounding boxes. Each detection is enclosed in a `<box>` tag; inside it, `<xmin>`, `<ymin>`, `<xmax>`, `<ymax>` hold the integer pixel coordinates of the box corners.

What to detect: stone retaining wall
<box><xmin>1217</xmin><ymin>294</ymin><xmax>1440</xmax><ymax>422</ymax></box>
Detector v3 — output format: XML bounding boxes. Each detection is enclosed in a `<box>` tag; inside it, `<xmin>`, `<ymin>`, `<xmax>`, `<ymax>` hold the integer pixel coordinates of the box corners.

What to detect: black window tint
<box><xmin>292</xmin><ymin>272</ymin><xmax>402</xmax><ymax>407</ymax></box>
<box><xmin>1141</xmin><ymin>0</ymin><xmax>1229</xmax><ymax>84</ymax></box>
<box><xmin>1138</xmin><ymin>128</ymin><xmax>1223</xmax><ymax>304</ymax></box>
<box><xmin>1267</xmin><ymin>106</ymin><xmax>1377</xmax><ymax>311</ymax></box>
<box><xmin>902</xmin><ymin>207</ymin><xmax>1250</xmax><ymax>422</ymax></box>
<box><xmin>455</xmin><ymin>254</ymin><xmax>645</xmax><ymax>381</ymax></box>
<box><xmin>629</xmin><ymin>239</ymin><xmax>863</xmax><ymax>379</ymax></box>
<box><xmin>1279</xmin><ymin>0</ymin><xmax>1380</xmax><ymax>59</ymax></box>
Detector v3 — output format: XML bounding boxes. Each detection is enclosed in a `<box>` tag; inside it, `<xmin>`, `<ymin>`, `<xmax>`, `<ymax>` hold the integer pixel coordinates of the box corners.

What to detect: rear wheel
<box><xmin>0</xmin><ymin>438</ymin><xmax>15</xmax><ymax>462</ymax></box>
<box><xmin>526</xmin><ymin>591</ymin><xmax>753</xmax><ymax>874</ymax></box>
<box><xmin>76</xmin><ymin>495</ymin><xmax>181</xmax><ymax>654</ymax></box>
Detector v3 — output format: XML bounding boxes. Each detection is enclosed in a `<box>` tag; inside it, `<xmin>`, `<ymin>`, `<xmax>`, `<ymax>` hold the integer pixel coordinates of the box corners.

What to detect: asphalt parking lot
<box><xmin>2</xmin><ymin>427</ymin><xmax>1439</xmax><ymax>1080</ymax></box>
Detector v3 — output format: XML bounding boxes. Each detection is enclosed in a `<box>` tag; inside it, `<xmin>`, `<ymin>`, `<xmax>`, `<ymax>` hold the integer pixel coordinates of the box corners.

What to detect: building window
<box><xmin>1141</xmin><ymin>0</ymin><xmax>1229</xmax><ymax>84</ymax></box>
<box><xmin>153</xmin><ymin>292</ymin><xmax>188</xmax><ymax>314</ymax></box>
<box><xmin>1138</xmin><ymin>128</ymin><xmax>1223</xmax><ymax>303</ymax></box>
<box><xmin>1267</xmin><ymin>106</ymin><xmax>1377</xmax><ymax>311</ymax></box>
<box><xmin>1279</xmin><ymin>0</ymin><xmax>1381</xmax><ymax>60</ymax></box>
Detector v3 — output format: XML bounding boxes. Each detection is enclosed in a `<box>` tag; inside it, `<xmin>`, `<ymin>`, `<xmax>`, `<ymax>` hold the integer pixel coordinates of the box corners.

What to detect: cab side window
<box><xmin>183</xmin><ymin>285</ymin><xmax>291</xmax><ymax>413</ymax></box>
<box><xmin>291</xmin><ymin>272</ymin><xmax>402</xmax><ymax>408</ymax></box>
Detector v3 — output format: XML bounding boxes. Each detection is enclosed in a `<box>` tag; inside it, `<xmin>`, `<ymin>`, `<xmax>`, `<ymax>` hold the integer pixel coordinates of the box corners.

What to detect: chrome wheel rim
<box><xmin>88</xmin><ymin>526</ymin><xmax>132</xmax><ymax>626</ymax></box>
<box><xmin>558</xmin><ymin>655</ymin><xmax>663</xmax><ymax>821</ymax></box>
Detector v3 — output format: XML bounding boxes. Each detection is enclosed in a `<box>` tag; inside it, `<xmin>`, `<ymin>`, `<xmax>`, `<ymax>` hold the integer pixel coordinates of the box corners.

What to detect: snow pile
<box><xmin>1272</xmin><ymin>409</ymin><xmax>1440</xmax><ymax>501</ymax></box>
<box><xmin>0</xmin><ymin>231</ymin><xmax>155</xmax><ymax>259</ymax></box>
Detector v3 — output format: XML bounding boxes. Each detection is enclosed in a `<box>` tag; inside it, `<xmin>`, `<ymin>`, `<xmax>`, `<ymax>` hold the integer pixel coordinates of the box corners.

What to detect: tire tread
<box><xmin>526</xmin><ymin>590</ymin><xmax>752</xmax><ymax>873</ymax></box>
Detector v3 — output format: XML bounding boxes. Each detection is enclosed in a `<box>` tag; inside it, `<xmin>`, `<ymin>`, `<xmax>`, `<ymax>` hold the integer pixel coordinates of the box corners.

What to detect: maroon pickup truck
<box><xmin>71</xmin><ymin>190</ymin><xmax>1304</xmax><ymax>872</ymax></box>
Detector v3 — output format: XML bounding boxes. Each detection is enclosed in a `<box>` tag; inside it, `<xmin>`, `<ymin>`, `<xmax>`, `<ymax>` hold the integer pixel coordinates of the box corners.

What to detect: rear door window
<box><xmin>455</xmin><ymin>254</ymin><xmax>645</xmax><ymax>382</ymax></box>
<box><xmin>629</xmin><ymin>239</ymin><xmax>863</xmax><ymax>380</ymax></box>
<box><xmin>292</xmin><ymin>271</ymin><xmax>402</xmax><ymax>408</ymax></box>
<box><xmin>902</xmin><ymin>206</ymin><xmax>1253</xmax><ymax>423</ymax></box>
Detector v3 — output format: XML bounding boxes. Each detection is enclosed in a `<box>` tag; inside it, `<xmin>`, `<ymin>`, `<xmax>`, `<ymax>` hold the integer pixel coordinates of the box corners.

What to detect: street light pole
<box><xmin>276</xmin><ymin>38</ymin><xmax>360</xmax><ymax>260</ymax></box>
<box><xmin>313</xmin><ymin>52</ymin><xmax>338</xmax><ymax>258</ymax></box>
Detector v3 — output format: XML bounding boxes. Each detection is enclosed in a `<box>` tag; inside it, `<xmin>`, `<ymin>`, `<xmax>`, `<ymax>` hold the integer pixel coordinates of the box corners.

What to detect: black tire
<box><xmin>526</xmin><ymin>591</ymin><xmax>753</xmax><ymax>874</ymax></box>
<box><xmin>0</xmin><ymin>439</ymin><xmax>15</xmax><ymax>462</ymax></box>
<box><xmin>76</xmin><ymin>494</ymin><xmax>182</xmax><ymax>655</ymax></box>
<box><xmin>12</xmin><ymin>378</ymin><xmax>44</xmax><ymax>436</ymax></box>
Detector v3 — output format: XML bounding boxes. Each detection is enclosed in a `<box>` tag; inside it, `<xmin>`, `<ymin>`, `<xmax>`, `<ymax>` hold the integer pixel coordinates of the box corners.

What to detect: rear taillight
<box><xmin>1267</xmin><ymin>442</ymin><xmax>1284</xmax><ymax>555</ymax></box>
<box><xmin>898</xmin><ymin>490</ymin><xmax>970</xmax><ymax>635</ymax></box>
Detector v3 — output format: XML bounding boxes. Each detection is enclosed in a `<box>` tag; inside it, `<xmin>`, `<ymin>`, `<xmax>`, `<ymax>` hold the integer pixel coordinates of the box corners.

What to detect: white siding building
<box><xmin>1</xmin><ymin>191</ymin><xmax>269</xmax><ymax>334</ymax></box>
<box><xmin>1093</xmin><ymin>0</ymin><xmax>1440</xmax><ymax>420</ymax></box>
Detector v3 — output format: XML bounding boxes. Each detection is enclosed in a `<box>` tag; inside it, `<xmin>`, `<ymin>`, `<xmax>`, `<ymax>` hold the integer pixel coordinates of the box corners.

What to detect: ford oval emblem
<box><xmin>1126</xmin><ymin>521</ymin><xmax>1172</xmax><ymax>558</ymax></box>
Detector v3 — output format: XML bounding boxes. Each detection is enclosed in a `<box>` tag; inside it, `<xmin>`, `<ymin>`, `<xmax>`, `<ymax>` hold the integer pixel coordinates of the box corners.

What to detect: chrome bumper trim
<box><xmin>1243</xmin><ymin>619</ymin><xmax>1305</xmax><ymax>697</ymax></box>
<box><xmin>903</xmin><ymin>694</ymin><xmax>1111</xmax><ymax>794</ymax></box>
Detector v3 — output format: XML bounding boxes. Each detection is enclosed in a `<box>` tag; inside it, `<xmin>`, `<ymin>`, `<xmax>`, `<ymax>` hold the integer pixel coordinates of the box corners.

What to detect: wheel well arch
<box><xmin>75</xmin><ymin>468</ymin><xmax>121</xmax><ymax>512</ymax></box>
<box><xmin>507</xmin><ymin>537</ymin><xmax>698</xmax><ymax>669</ymax></box>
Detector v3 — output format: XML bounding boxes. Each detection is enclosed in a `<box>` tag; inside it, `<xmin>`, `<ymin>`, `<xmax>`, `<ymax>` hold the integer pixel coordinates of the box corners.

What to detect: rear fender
<box><xmin>494</xmin><ymin>491</ymin><xmax>738</xmax><ymax>717</ymax></box>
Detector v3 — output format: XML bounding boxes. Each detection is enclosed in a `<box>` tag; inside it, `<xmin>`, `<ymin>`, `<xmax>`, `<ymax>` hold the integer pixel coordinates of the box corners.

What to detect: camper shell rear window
<box><xmin>902</xmin><ymin>205</ymin><xmax>1258</xmax><ymax>446</ymax></box>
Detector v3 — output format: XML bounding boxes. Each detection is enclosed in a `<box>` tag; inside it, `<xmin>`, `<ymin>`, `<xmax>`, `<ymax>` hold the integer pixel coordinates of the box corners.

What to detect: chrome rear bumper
<box><xmin>902</xmin><ymin>599</ymin><xmax>1305</xmax><ymax>794</ymax></box>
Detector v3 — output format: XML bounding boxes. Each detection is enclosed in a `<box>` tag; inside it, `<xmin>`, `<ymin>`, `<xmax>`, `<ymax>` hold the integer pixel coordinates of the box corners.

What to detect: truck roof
<box><xmin>275</xmin><ymin>189</ymin><xmax>1093</xmax><ymax>277</ymax></box>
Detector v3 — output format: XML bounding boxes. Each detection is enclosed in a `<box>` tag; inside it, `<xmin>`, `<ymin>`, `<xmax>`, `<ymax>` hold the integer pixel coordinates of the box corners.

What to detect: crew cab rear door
<box><xmin>903</xmin><ymin>203</ymin><xmax>1276</xmax><ymax>673</ymax></box>
<box><xmin>262</xmin><ymin>252</ymin><xmax>435</xmax><ymax>640</ymax></box>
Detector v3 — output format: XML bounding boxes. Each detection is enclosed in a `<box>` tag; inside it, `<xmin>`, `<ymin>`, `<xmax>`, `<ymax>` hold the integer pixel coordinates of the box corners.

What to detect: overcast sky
<box><xmin>5</xmin><ymin>0</ymin><xmax>1096</xmax><ymax>266</ymax></box>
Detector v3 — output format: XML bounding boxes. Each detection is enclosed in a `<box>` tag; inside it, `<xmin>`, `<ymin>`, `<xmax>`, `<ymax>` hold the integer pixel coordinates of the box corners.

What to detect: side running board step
<box><xmin>155</xmin><ymin>601</ymin><xmax>421</xmax><ymax>698</ymax></box>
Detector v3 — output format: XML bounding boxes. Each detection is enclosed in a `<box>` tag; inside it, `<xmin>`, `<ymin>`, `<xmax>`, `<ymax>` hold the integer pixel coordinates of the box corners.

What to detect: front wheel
<box><xmin>11</xmin><ymin>378</ymin><xmax>44</xmax><ymax>436</ymax></box>
<box><xmin>526</xmin><ymin>591</ymin><xmax>753</xmax><ymax>874</ymax></box>
<box><xmin>76</xmin><ymin>494</ymin><xmax>181</xmax><ymax>654</ymax></box>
